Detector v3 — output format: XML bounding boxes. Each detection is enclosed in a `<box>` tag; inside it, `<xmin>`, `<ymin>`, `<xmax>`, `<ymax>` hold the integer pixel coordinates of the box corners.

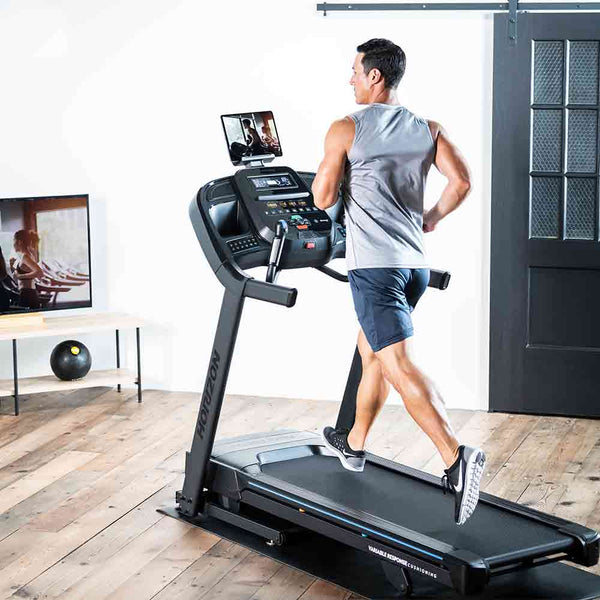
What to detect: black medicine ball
<box><xmin>50</xmin><ymin>340</ymin><xmax>92</xmax><ymax>381</ymax></box>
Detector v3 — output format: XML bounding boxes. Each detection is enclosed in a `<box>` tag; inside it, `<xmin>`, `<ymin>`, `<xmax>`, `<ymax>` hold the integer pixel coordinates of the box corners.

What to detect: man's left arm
<box><xmin>312</xmin><ymin>118</ymin><xmax>354</xmax><ymax>210</ymax></box>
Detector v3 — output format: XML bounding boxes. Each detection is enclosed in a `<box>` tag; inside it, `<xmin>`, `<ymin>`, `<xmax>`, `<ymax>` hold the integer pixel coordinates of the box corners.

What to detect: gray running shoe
<box><xmin>322</xmin><ymin>426</ymin><xmax>366</xmax><ymax>472</ymax></box>
<box><xmin>442</xmin><ymin>446</ymin><xmax>486</xmax><ymax>525</ymax></box>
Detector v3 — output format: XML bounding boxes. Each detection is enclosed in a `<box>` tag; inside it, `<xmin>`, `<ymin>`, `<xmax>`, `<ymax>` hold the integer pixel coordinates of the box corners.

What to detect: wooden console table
<box><xmin>0</xmin><ymin>312</ymin><xmax>144</xmax><ymax>416</ymax></box>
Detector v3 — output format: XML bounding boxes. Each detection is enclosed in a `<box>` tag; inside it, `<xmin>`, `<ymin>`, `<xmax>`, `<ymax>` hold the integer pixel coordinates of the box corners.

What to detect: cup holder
<box><xmin>209</xmin><ymin>200</ymin><xmax>251</xmax><ymax>238</ymax></box>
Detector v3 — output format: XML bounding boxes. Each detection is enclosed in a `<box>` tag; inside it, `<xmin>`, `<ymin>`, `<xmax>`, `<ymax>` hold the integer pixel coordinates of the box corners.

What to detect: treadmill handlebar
<box><xmin>245</xmin><ymin>278</ymin><xmax>298</xmax><ymax>307</ymax></box>
<box><xmin>429</xmin><ymin>269</ymin><xmax>451</xmax><ymax>290</ymax></box>
<box><xmin>315</xmin><ymin>265</ymin><xmax>349</xmax><ymax>283</ymax></box>
<box><xmin>315</xmin><ymin>265</ymin><xmax>451</xmax><ymax>291</ymax></box>
<box><xmin>217</xmin><ymin>260</ymin><xmax>297</xmax><ymax>308</ymax></box>
<box><xmin>219</xmin><ymin>259</ymin><xmax>446</xmax><ymax>308</ymax></box>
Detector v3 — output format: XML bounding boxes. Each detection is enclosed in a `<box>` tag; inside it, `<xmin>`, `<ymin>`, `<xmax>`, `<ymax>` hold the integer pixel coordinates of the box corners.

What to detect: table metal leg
<box><xmin>136</xmin><ymin>327</ymin><xmax>142</xmax><ymax>403</ymax></box>
<box><xmin>12</xmin><ymin>339</ymin><xmax>19</xmax><ymax>416</ymax></box>
<box><xmin>116</xmin><ymin>329</ymin><xmax>121</xmax><ymax>393</ymax></box>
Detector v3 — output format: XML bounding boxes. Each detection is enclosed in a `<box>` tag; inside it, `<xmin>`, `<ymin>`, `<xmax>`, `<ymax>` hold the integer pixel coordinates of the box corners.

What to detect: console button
<box><xmin>296</xmin><ymin>224</ymin><xmax>308</xmax><ymax>230</ymax></box>
<box><xmin>304</xmin><ymin>242</ymin><xmax>316</xmax><ymax>249</ymax></box>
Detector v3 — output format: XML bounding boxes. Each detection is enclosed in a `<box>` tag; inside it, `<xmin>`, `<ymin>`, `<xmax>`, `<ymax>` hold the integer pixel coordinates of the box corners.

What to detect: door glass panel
<box><xmin>531</xmin><ymin>110</ymin><xmax>563</xmax><ymax>172</ymax></box>
<box><xmin>567</xmin><ymin>109</ymin><xmax>598</xmax><ymax>173</ymax></box>
<box><xmin>533</xmin><ymin>41</ymin><xmax>564</xmax><ymax>105</ymax></box>
<box><xmin>568</xmin><ymin>41</ymin><xmax>599</xmax><ymax>105</ymax></box>
<box><xmin>530</xmin><ymin>177</ymin><xmax>561</xmax><ymax>239</ymax></box>
<box><xmin>565</xmin><ymin>178</ymin><xmax>597</xmax><ymax>240</ymax></box>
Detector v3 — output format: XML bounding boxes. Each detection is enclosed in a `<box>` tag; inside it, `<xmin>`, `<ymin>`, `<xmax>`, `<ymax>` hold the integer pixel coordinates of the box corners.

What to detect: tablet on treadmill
<box><xmin>221</xmin><ymin>111</ymin><xmax>283</xmax><ymax>166</ymax></box>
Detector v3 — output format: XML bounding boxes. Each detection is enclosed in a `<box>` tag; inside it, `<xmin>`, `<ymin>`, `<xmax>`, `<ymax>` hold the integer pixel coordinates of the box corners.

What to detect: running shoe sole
<box><xmin>458</xmin><ymin>450</ymin><xmax>486</xmax><ymax>525</ymax></box>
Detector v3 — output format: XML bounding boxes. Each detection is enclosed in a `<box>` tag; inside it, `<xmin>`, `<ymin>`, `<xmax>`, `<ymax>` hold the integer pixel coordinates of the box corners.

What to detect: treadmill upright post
<box><xmin>335</xmin><ymin>346</ymin><xmax>362</xmax><ymax>431</ymax></box>
<box><xmin>178</xmin><ymin>287</ymin><xmax>245</xmax><ymax>517</ymax></box>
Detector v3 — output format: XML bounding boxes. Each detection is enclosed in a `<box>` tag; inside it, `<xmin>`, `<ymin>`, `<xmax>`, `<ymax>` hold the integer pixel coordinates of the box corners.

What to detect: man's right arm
<box><xmin>424</xmin><ymin>121</ymin><xmax>472</xmax><ymax>232</ymax></box>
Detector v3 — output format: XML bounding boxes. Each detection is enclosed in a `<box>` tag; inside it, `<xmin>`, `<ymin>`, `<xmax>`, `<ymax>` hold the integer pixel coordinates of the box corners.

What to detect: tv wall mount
<box><xmin>316</xmin><ymin>2</ymin><xmax>600</xmax><ymax>44</ymax></box>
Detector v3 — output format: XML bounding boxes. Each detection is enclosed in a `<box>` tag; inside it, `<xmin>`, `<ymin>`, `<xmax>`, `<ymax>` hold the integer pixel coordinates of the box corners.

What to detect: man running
<box><xmin>312</xmin><ymin>38</ymin><xmax>486</xmax><ymax>526</ymax></box>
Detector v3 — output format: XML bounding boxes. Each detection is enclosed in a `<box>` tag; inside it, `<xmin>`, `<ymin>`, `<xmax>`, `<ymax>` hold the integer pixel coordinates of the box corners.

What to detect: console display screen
<box><xmin>249</xmin><ymin>174</ymin><xmax>297</xmax><ymax>191</ymax></box>
<box><xmin>221</xmin><ymin>111</ymin><xmax>282</xmax><ymax>166</ymax></box>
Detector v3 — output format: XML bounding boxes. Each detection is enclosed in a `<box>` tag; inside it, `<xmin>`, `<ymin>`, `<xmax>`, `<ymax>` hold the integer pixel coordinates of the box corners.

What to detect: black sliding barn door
<box><xmin>490</xmin><ymin>13</ymin><xmax>600</xmax><ymax>417</ymax></box>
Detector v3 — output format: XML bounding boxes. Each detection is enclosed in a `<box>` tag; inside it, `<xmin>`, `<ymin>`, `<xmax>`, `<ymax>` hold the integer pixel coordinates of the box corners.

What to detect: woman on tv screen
<box><xmin>12</xmin><ymin>229</ymin><xmax>43</xmax><ymax>310</ymax></box>
<box><xmin>0</xmin><ymin>194</ymin><xmax>91</xmax><ymax>315</ymax></box>
<box><xmin>0</xmin><ymin>247</ymin><xmax>10</xmax><ymax>311</ymax></box>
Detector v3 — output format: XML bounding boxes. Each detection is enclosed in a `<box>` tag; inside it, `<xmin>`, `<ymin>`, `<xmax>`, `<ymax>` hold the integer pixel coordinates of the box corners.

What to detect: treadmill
<box><xmin>163</xmin><ymin>110</ymin><xmax>600</xmax><ymax>598</ymax></box>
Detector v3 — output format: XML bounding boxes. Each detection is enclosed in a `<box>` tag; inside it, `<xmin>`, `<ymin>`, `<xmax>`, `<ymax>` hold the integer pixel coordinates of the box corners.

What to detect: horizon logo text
<box><xmin>197</xmin><ymin>349</ymin><xmax>221</xmax><ymax>439</ymax></box>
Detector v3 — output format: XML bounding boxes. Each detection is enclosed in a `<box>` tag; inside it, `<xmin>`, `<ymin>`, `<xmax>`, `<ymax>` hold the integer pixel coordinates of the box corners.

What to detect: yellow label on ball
<box><xmin>71</xmin><ymin>346</ymin><xmax>80</xmax><ymax>355</ymax></box>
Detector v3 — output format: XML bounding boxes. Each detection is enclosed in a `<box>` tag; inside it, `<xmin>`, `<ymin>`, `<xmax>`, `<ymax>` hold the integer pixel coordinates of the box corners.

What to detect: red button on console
<box><xmin>304</xmin><ymin>242</ymin><xmax>316</xmax><ymax>249</ymax></box>
<box><xmin>296</xmin><ymin>224</ymin><xmax>308</xmax><ymax>230</ymax></box>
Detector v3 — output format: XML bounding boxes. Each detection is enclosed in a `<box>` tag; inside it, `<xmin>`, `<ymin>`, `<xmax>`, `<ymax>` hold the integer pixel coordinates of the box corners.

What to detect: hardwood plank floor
<box><xmin>1</xmin><ymin>388</ymin><xmax>599</xmax><ymax>599</ymax></box>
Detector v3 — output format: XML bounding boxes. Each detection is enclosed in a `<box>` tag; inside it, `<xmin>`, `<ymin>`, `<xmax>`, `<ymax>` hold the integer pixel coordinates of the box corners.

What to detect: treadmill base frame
<box><xmin>158</xmin><ymin>506</ymin><xmax>600</xmax><ymax>599</ymax></box>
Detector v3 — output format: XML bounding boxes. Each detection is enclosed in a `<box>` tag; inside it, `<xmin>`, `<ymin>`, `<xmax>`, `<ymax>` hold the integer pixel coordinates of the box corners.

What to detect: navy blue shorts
<box><xmin>348</xmin><ymin>268</ymin><xmax>430</xmax><ymax>352</ymax></box>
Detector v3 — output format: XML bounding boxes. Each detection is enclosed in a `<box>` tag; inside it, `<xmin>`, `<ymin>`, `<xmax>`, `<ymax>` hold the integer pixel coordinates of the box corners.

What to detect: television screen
<box><xmin>0</xmin><ymin>194</ymin><xmax>91</xmax><ymax>315</ymax></box>
<box><xmin>221</xmin><ymin>111</ymin><xmax>282</xmax><ymax>165</ymax></box>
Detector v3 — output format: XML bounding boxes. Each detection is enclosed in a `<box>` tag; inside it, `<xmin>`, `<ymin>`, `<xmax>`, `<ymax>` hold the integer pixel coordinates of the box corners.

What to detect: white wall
<box><xmin>0</xmin><ymin>0</ymin><xmax>493</xmax><ymax>411</ymax></box>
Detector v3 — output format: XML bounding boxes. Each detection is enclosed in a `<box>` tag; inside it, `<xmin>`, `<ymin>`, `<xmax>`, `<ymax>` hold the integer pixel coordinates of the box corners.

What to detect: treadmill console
<box><xmin>191</xmin><ymin>110</ymin><xmax>346</xmax><ymax>276</ymax></box>
<box><xmin>234</xmin><ymin>165</ymin><xmax>338</xmax><ymax>246</ymax></box>
<box><xmin>197</xmin><ymin>167</ymin><xmax>345</xmax><ymax>273</ymax></box>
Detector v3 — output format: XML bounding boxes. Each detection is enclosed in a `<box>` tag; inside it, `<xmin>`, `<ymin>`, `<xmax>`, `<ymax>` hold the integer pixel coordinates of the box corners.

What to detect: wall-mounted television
<box><xmin>0</xmin><ymin>194</ymin><xmax>91</xmax><ymax>316</ymax></box>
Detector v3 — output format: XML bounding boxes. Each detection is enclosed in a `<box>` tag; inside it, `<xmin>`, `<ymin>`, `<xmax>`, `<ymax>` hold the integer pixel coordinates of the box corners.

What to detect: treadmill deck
<box><xmin>211</xmin><ymin>430</ymin><xmax>579</xmax><ymax>565</ymax></box>
<box><xmin>260</xmin><ymin>453</ymin><xmax>571</xmax><ymax>562</ymax></box>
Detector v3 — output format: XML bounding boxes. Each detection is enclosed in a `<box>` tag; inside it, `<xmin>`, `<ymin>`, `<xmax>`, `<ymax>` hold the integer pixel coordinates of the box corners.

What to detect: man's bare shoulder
<box><xmin>327</xmin><ymin>117</ymin><xmax>355</xmax><ymax>149</ymax></box>
<box><xmin>427</xmin><ymin>119</ymin><xmax>444</xmax><ymax>141</ymax></box>
<box><xmin>427</xmin><ymin>120</ymin><xmax>451</xmax><ymax>143</ymax></box>
<box><xmin>329</xmin><ymin>116</ymin><xmax>355</xmax><ymax>134</ymax></box>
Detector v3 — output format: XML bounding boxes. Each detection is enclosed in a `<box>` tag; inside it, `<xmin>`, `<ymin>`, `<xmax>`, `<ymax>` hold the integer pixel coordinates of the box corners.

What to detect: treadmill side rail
<box><xmin>243</xmin><ymin>489</ymin><xmax>462</xmax><ymax>591</ymax></box>
<box><xmin>240</xmin><ymin>484</ymin><xmax>494</xmax><ymax>596</ymax></box>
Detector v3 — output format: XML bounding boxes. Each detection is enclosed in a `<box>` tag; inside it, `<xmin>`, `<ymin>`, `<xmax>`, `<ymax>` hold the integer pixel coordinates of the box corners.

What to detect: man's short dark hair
<box><xmin>356</xmin><ymin>38</ymin><xmax>406</xmax><ymax>89</ymax></box>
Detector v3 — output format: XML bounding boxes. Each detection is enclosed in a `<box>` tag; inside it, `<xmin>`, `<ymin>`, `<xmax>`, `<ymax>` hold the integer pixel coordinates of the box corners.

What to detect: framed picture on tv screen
<box><xmin>0</xmin><ymin>194</ymin><xmax>91</xmax><ymax>316</ymax></box>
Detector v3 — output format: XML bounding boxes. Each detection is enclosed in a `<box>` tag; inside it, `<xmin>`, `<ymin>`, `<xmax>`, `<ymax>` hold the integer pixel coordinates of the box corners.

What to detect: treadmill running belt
<box><xmin>261</xmin><ymin>454</ymin><xmax>571</xmax><ymax>561</ymax></box>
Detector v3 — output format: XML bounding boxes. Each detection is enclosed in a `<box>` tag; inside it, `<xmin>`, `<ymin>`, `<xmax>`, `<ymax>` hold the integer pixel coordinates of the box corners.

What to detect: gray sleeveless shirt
<box><xmin>342</xmin><ymin>104</ymin><xmax>436</xmax><ymax>270</ymax></box>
